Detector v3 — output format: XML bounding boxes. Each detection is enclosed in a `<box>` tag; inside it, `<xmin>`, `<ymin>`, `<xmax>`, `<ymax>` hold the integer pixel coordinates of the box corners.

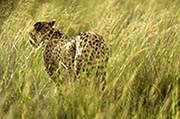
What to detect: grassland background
<box><xmin>0</xmin><ymin>0</ymin><xmax>180</xmax><ymax>119</ymax></box>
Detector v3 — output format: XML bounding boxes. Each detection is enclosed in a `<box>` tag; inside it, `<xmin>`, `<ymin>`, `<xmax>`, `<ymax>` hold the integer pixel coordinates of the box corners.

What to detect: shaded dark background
<box><xmin>0</xmin><ymin>0</ymin><xmax>19</xmax><ymax>32</ymax></box>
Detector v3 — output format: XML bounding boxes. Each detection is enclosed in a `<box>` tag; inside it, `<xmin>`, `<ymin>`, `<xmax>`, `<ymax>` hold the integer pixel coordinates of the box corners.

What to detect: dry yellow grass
<box><xmin>0</xmin><ymin>0</ymin><xmax>179</xmax><ymax>119</ymax></box>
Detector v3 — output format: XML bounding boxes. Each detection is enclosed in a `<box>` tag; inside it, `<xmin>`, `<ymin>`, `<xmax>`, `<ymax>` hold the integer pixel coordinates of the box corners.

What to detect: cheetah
<box><xmin>28</xmin><ymin>21</ymin><xmax>109</xmax><ymax>86</ymax></box>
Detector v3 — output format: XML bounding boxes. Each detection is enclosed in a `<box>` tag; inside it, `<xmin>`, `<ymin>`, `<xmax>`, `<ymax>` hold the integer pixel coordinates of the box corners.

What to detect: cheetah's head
<box><xmin>28</xmin><ymin>21</ymin><xmax>55</xmax><ymax>48</ymax></box>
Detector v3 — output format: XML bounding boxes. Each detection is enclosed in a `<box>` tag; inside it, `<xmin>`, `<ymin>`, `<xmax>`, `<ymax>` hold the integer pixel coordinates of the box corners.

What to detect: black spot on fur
<box><xmin>52</xmin><ymin>31</ymin><xmax>63</xmax><ymax>38</ymax></box>
<box><xmin>84</xmin><ymin>39</ymin><xmax>88</xmax><ymax>42</ymax></box>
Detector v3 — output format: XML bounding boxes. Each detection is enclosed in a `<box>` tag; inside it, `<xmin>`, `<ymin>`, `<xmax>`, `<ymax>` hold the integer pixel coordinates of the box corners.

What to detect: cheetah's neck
<box><xmin>41</xmin><ymin>29</ymin><xmax>70</xmax><ymax>46</ymax></box>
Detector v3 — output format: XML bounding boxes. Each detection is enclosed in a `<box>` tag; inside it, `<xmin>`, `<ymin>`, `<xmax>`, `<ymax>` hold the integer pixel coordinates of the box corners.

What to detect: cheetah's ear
<box><xmin>34</xmin><ymin>22</ymin><xmax>43</xmax><ymax>31</ymax></box>
<box><xmin>48</xmin><ymin>21</ymin><xmax>55</xmax><ymax>27</ymax></box>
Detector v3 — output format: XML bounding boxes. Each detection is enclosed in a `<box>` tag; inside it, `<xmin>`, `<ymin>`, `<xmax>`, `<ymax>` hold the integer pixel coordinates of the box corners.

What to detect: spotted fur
<box><xmin>28</xmin><ymin>21</ymin><xmax>109</xmax><ymax>86</ymax></box>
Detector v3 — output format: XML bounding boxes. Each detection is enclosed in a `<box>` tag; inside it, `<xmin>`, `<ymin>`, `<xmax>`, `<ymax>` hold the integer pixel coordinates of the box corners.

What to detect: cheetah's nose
<box><xmin>29</xmin><ymin>39</ymin><xmax>34</xmax><ymax>46</ymax></box>
<box><xmin>29</xmin><ymin>40</ymin><xmax>38</xmax><ymax>48</ymax></box>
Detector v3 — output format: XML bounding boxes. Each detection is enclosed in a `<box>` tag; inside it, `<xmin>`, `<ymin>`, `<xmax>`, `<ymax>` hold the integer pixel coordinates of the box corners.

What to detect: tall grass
<box><xmin>0</xmin><ymin>0</ymin><xmax>179</xmax><ymax>118</ymax></box>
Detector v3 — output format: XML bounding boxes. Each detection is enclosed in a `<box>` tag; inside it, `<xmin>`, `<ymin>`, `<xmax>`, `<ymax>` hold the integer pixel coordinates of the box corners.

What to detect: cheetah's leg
<box><xmin>74</xmin><ymin>54</ymin><xmax>83</xmax><ymax>81</ymax></box>
<box><xmin>95</xmin><ymin>64</ymin><xmax>107</xmax><ymax>90</ymax></box>
<box><xmin>45</xmin><ymin>62</ymin><xmax>62</xmax><ymax>86</ymax></box>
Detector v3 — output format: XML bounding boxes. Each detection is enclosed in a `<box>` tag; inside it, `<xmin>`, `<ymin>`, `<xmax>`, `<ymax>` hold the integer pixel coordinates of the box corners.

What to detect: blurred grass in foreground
<box><xmin>0</xmin><ymin>0</ymin><xmax>180</xmax><ymax>119</ymax></box>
